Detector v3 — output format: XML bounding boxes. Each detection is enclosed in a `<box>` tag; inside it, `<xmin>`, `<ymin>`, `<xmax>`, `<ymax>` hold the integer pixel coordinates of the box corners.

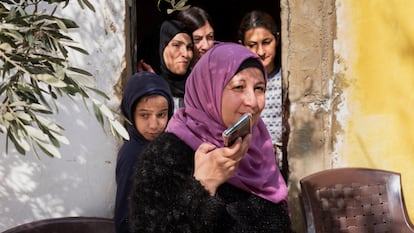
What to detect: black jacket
<box><xmin>129</xmin><ymin>133</ymin><xmax>292</xmax><ymax>233</ymax></box>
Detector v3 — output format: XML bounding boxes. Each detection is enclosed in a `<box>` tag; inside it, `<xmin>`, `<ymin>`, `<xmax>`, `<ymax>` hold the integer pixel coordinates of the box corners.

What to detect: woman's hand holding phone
<box><xmin>193</xmin><ymin>134</ymin><xmax>251</xmax><ymax>196</ymax></box>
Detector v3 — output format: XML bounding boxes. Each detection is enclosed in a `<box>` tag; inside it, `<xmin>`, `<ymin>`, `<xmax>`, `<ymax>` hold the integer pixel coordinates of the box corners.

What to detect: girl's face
<box><xmin>134</xmin><ymin>95</ymin><xmax>169</xmax><ymax>141</ymax></box>
<box><xmin>192</xmin><ymin>22</ymin><xmax>214</xmax><ymax>62</ymax></box>
<box><xmin>221</xmin><ymin>67</ymin><xmax>266</xmax><ymax>128</ymax></box>
<box><xmin>243</xmin><ymin>27</ymin><xmax>278</xmax><ymax>74</ymax></box>
<box><xmin>163</xmin><ymin>33</ymin><xmax>193</xmax><ymax>75</ymax></box>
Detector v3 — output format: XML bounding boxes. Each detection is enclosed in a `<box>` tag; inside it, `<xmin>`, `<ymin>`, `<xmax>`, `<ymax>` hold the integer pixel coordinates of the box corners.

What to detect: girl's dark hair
<box><xmin>177</xmin><ymin>6</ymin><xmax>214</xmax><ymax>33</ymax></box>
<box><xmin>238</xmin><ymin>10</ymin><xmax>279</xmax><ymax>43</ymax></box>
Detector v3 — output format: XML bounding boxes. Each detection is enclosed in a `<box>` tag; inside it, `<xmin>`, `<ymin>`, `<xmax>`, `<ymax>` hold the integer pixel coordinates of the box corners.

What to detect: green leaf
<box><xmin>0</xmin><ymin>124</ymin><xmax>5</xmax><ymax>134</ymax></box>
<box><xmin>0</xmin><ymin>42</ymin><xmax>13</xmax><ymax>51</ymax></box>
<box><xmin>70</xmin><ymin>74</ymin><xmax>95</xmax><ymax>88</ymax></box>
<box><xmin>62</xmin><ymin>85</ymin><xmax>81</xmax><ymax>96</ymax></box>
<box><xmin>81</xmin><ymin>0</ymin><xmax>96</xmax><ymax>12</ymax></box>
<box><xmin>9</xmin><ymin>101</ymin><xmax>27</xmax><ymax>107</ymax></box>
<box><xmin>92</xmin><ymin>101</ymin><xmax>104</xmax><ymax>127</ymax></box>
<box><xmin>87</xmin><ymin>86</ymin><xmax>109</xmax><ymax>99</ymax></box>
<box><xmin>30</xmin><ymin>103</ymin><xmax>52</xmax><ymax>113</ymax></box>
<box><xmin>9</xmin><ymin>130</ymin><xmax>28</xmax><ymax>154</ymax></box>
<box><xmin>0</xmin><ymin>83</ymin><xmax>8</xmax><ymax>95</ymax></box>
<box><xmin>178</xmin><ymin>5</ymin><xmax>191</xmax><ymax>11</ymax></box>
<box><xmin>176</xmin><ymin>0</ymin><xmax>188</xmax><ymax>8</ymax></box>
<box><xmin>36</xmin><ymin>139</ymin><xmax>61</xmax><ymax>158</ymax></box>
<box><xmin>0</xmin><ymin>23</ymin><xmax>19</xmax><ymax>30</ymax></box>
<box><xmin>3</xmin><ymin>112</ymin><xmax>15</xmax><ymax>121</ymax></box>
<box><xmin>33</xmin><ymin>74</ymin><xmax>67</xmax><ymax>87</ymax></box>
<box><xmin>54</xmin><ymin>18</ymin><xmax>68</xmax><ymax>32</ymax></box>
<box><xmin>14</xmin><ymin>129</ymin><xmax>31</xmax><ymax>151</ymax></box>
<box><xmin>15</xmin><ymin>111</ymin><xmax>32</xmax><ymax>122</ymax></box>
<box><xmin>67</xmin><ymin>66</ymin><xmax>92</xmax><ymax>76</ymax></box>
<box><xmin>49</xmin><ymin>134</ymin><xmax>61</xmax><ymax>147</ymax></box>
<box><xmin>35</xmin><ymin>115</ymin><xmax>62</xmax><ymax>132</ymax></box>
<box><xmin>59</xmin><ymin>18</ymin><xmax>78</xmax><ymax>28</ymax></box>
<box><xmin>76</xmin><ymin>0</ymin><xmax>85</xmax><ymax>10</ymax></box>
<box><xmin>110</xmin><ymin>119</ymin><xmax>129</xmax><ymax>140</ymax></box>
<box><xmin>50</xmin><ymin>130</ymin><xmax>69</xmax><ymax>145</ymax></box>
<box><xmin>57</xmin><ymin>43</ymin><xmax>69</xmax><ymax>57</ymax></box>
<box><xmin>68</xmin><ymin>45</ymin><xmax>89</xmax><ymax>54</ymax></box>
<box><xmin>8</xmin><ymin>125</ymin><xmax>31</xmax><ymax>153</ymax></box>
<box><xmin>23</xmin><ymin>125</ymin><xmax>48</xmax><ymax>141</ymax></box>
<box><xmin>99</xmin><ymin>102</ymin><xmax>115</xmax><ymax>120</ymax></box>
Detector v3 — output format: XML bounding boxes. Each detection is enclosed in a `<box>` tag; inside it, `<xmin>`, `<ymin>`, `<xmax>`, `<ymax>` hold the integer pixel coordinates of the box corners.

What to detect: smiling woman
<box><xmin>158</xmin><ymin>20</ymin><xmax>193</xmax><ymax>109</ymax></box>
<box><xmin>135</xmin><ymin>19</ymin><xmax>193</xmax><ymax>111</ymax></box>
<box><xmin>177</xmin><ymin>6</ymin><xmax>215</xmax><ymax>67</ymax></box>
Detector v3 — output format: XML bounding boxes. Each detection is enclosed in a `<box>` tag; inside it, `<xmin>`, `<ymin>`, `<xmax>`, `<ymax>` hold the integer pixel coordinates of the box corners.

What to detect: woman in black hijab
<box><xmin>114</xmin><ymin>71</ymin><xmax>174</xmax><ymax>233</ymax></box>
<box><xmin>137</xmin><ymin>20</ymin><xmax>193</xmax><ymax>110</ymax></box>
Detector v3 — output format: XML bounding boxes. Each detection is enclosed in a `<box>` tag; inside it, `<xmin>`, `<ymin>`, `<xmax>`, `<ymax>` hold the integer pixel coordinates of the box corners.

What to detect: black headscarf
<box><xmin>159</xmin><ymin>20</ymin><xmax>192</xmax><ymax>98</ymax></box>
<box><xmin>115</xmin><ymin>71</ymin><xmax>174</xmax><ymax>233</ymax></box>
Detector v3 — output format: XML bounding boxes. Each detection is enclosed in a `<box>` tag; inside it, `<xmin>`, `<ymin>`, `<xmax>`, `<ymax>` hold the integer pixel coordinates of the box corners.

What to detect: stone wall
<box><xmin>280</xmin><ymin>0</ymin><xmax>338</xmax><ymax>232</ymax></box>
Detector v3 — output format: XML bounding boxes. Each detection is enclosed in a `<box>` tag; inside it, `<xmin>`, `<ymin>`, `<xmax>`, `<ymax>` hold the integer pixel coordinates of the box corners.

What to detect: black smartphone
<box><xmin>222</xmin><ymin>113</ymin><xmax>252</xmax><ymax>147</ymax></box>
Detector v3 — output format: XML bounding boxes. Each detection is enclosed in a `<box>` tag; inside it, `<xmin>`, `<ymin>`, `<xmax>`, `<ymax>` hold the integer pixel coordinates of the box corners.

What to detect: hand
<box><xmin>193</xmin><ymin>134</ymin><xmax>252</xmax><ymax>195</ymax></box>
<box><xmin>136</xmin><ymin>59</ymin><xmax>155</xmax><ymax>73</ymax></box>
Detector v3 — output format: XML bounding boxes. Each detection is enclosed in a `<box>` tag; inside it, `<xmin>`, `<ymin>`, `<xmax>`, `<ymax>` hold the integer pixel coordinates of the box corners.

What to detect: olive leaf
<box><xmin>157</xmin><ymin>0</ymin><xmax>191</xmax><ymax>14</ymax></box>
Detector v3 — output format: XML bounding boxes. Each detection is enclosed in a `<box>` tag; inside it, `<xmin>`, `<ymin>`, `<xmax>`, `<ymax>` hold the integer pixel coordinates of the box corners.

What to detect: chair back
<box><xmin>300</xmin><ymin>167</ymin><xmax>414</xmax><ymax>233</ymax></box>
<box><xmin>2</xmin><ymin>217</ymin><xmax>114</xmax><ymax>233</ymax></box>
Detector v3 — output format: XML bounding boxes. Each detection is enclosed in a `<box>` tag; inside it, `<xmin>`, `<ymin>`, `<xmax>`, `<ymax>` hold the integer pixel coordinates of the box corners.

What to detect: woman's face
<box><xmin>134</xmin><ymin>95</ymin><xmax>169</xmax><ymax>141</ymax></box>
<box><xmin>192</xmin><ymin>22</ymin><xmax>214</xmax><ymax>62</ymax></box>
<box><xmin>163</xmin><ymin>33</ymin><xmax>193</xmax><ymax>75</ymax></box>
<box><xmin>243</xmin><ymin>27</ymin><xmax>277</xmax><ymax>74</ymax></box>
<box><xmin>221</xmin><ymin>67</ymin><xmax>266</xmax><ymax>128</ymax></box>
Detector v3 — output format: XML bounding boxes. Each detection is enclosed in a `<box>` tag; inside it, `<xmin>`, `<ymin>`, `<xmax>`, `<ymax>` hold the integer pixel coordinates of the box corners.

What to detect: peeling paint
<box><xmin>337</xmin><ymin>0</ymin><xmax>414</xmax><ymax>222</ymax></box>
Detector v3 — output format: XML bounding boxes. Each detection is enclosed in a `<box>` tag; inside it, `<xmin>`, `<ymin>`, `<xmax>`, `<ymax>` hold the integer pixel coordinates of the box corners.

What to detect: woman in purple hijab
<box><xmin>129</xmin><ymin>42</ymin><xmax>292</xmax><ymax>233</ymax></box>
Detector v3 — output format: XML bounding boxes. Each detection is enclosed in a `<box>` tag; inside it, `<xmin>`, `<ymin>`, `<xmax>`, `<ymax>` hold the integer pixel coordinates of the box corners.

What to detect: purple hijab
<box><xmin>166</xmin><ymin>42</ymin><xmax>287</xmax><ymax>204</ymax></box>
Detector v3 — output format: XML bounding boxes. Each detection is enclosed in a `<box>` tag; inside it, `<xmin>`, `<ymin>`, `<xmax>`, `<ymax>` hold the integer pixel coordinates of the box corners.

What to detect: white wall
<box><xmin>0</xmin><ymin>1</ymin><xmax>126</xmax><ymax>231</ymax></box>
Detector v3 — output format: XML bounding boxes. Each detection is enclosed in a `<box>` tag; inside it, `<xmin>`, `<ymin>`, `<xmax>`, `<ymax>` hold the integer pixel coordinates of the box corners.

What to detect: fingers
<box><xmin>136</xmin><ymin>59</ymin><xmax>155</xmax><ymax>73</ymax></box>
<box><xmin>136</xmin><ymin>60</ymin><xmax>145</xmax><ymax>72</ymax></box>
<box><xmin>222</xmin><ymin>134</ymin><xmax>252</xmax><ymax>162</ymax></box>
<box><xmin>240</xmin><ymin>134</ymin><xmax>252</xmax><ymax>152</ymax></box>
<box><xmin>197</xmin><ymin>142</ymin><xmax>216</xmax><ymax>154</ymax></box>
<box><xmin>140</xmin><ymin>60</ymin><xmax>155</xmax><ymax>73</ymax></box>
<box><xmin>194</xmin><ymin>139</ymin><xmax>252</xmax><ymax>195</ymax></box>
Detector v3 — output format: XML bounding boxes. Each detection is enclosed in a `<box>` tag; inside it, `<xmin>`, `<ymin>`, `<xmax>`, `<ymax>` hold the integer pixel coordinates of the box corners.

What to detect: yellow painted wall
<box><xmin>339</xmin><ymin>0</ymin><xmax>414</xmax><ymax>219</ymax></box>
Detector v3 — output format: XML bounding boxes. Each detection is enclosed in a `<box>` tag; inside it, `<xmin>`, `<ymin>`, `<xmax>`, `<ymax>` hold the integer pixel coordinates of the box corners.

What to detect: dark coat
<box><xmin>129</xmin><ymin>133</ymin><xmax>292</xmax><ymax>233</ymax></box>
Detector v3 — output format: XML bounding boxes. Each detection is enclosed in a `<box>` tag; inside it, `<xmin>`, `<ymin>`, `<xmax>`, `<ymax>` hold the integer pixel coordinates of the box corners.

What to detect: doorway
<box><xmin>128</xmin><ymin>1</ymin><xmax>286</xmax><ymax>181</ymax></box>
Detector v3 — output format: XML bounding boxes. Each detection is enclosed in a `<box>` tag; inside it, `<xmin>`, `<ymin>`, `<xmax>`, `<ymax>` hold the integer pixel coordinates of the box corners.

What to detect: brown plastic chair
<box><xmin>2</xmin><ymin>217</ymin><xmax>114</xmax><ymax>233</ymax></box>
<box><xmin>300</xmin><ymin>167</ymin><xmax>414</xmax><ymax>233</ymax></box>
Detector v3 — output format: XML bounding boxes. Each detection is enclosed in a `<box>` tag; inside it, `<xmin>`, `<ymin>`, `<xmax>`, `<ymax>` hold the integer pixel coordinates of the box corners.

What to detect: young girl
<box><xmin>238</xmin><ymin>10</ymin><xmax>284</xmax><ymax>169</ymax></box>
<box><xmin>114</xmin><ymin>71</ymin><xmax>174</xmax><ymax>233</ymax></box>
